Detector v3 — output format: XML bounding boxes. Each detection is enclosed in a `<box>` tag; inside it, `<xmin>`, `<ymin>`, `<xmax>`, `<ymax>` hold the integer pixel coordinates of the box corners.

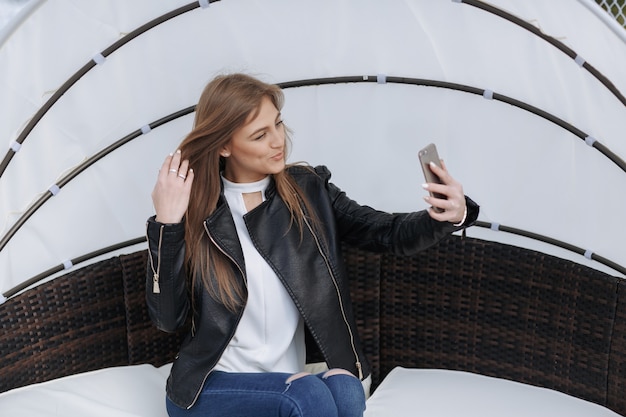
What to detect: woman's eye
<box><xmin>254</xmin><ymin>133</ymin><xmax>266</xmax><ymax>141</ymax></box>
<box><xmin>276</xmin><ymin>120</ymin><xmax>284</xmax><ymax>126</ymax></box>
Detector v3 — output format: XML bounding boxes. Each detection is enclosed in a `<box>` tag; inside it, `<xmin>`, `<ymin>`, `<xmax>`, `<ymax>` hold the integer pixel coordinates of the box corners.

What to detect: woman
<box><xmin>147</xmin><ymin>73</ymin><xmax>479</xmax><ymax>417</ymax></box>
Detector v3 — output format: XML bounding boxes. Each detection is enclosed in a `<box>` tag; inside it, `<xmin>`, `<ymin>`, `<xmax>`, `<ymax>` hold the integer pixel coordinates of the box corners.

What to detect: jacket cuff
<box><xmin>146</xmin><ymin>216</ymin><xmax>186</xmax><ymax>256</ymax></box>
<box><xmin>147</xmin><ymin>215</ymin><xmax>185</xmax><ymax>234</ymax></box>
<box><xmin>459</xmin><ymin>196</ymin><xmax>480</xmax><ymax>228</ymax></box>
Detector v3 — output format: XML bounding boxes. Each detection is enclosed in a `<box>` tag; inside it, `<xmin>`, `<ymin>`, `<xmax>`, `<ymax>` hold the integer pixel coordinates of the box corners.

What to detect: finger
<box><xmin>183</xmin><ymin>168</ymin><xmax>195</xmax><ymax>189</ymax></box>
<box><xmin>177</xmin><ymin>159</ymin><xmax>190</xmax><ymax>179</ymax></box>
<box><xmin>429</xmin><ymin>161</ymin><xmax>450</xmax><ymax>184</ymax></box>
<box><xmin>425</xmin><ymin>203</ymin><xmax>446</xmax><ymax>221</ymax></box>
<box><xmin>422</xmin><ymin>182</ymin><xmax>448</xmax><ymax>197</ymax></box>
<box><xmin>433</xmin><ymin>162</ymin><xmax>463</xmax><ymax>194</ymax></box>
<box><xmin>169</xmin><ymin>149</ymin><xmax>182</xmax><ymax>174</ymax></box>
<box><xmin>423</xmin><ymin>194</ymin><xmax>446</xmax><ymax>213</ymax></box>
<box><xmin>439</xmin><ymin>194</ymin><xmax>465</xmax><ymax>219</ymax></box>
<box><xmin>424</xmin><ymin>186</ymin><xmax>461</xmax><ymax>211</ymax></box>
<box><xmin>159</xmin><ymin>153</ymin><xmax>174</xmax><ymax>177</ymax></box>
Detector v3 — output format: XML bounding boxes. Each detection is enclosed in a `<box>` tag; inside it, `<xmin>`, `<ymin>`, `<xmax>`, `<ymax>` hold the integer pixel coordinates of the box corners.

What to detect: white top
<box><xmin>214</xmin><ymin>175</ymin><xmax>305</xmax><ymax>374</ymax></box>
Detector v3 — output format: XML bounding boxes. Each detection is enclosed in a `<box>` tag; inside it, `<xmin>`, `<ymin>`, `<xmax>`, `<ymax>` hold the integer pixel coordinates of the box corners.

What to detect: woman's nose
<box><xmin>270</xmin><ymin>128</ymin><xmax>284</xmax><ymax>147</ymax></box>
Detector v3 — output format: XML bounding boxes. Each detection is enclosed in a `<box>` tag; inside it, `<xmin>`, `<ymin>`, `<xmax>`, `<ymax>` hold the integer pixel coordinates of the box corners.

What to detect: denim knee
<box><xmin>282</xmin><ymin>374</ymin><xmax>338</xmax><ymax>417</ymax></box>
<box><xmin>321</xmin><ymin>373</ymin><xmax>366</xmax><ymax>417</ymax></box>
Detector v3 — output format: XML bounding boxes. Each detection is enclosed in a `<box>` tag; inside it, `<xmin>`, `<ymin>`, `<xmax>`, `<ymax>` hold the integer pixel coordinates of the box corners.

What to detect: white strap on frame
<box><xmin>585</xmin><ymin>136</ymin><xmax>597</xmax><ymax>147</ymax></box>
<box><xmin>377</xmin><ymin>74</ymin><xmax>387</xmax><ymax>84</ymax></box>
<box><xmin>141</xmin><ymin>124</ymin><xmax>152</xmax><ymax>135</ymax></box>
<box><xmin>10</xmin><ymin>141</ymin><xmax>22</xmax><ymax>152</ymax></box>
<box><xmin>574</xmin><ymin>55</ymin><xmax>586</xmax><ymax>67</ymax></box>
<box><xmin>490</xmin><ymin>222</ymin><xmax>500</xmax><ymax>231</ymax></box>
<box><xmin>48</xmin><ymin>184</ymin><xmax>61</xmax><ymax>196</ymax></box>
<box><xmin>584</xmin><ymin>249</ymin><xmax>593</xmax><ymax>260</ymax></box>
<box><xmin>92</xmin><ymin>53</ymin><xmax>106</xmax><ymax>65</ymax></box>
<box><xmin>483</xmin><ymin>89</ymin><xmax>494</xmax><ymax>100</ymax></box>
<box><xmin>199</xmin><ymin>0</ymin><xmax>210</xmax><ymax>8</ymax></box>
<box><xmin>63</xmin><ymin>259</ymin><xmax>74</xmax><ymax>270</ymax></box>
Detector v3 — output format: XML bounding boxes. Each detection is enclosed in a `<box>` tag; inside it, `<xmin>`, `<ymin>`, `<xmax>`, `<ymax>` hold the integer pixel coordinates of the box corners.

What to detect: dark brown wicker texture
<box><xmin>0</xmin><ymin>236</ymin><xmax>624</xmax><ymax>416</ymax></box>
<box><xmin>608</xmin><ymin>280</ymin><xmax>626</xmax><ymax>413</ymax></box>
<box><xmin>0</xmin><ymin>257</ymin><xmax>129</xmax><ymax>393</ymax></box>
<box><xmin>379</xmin><ymin>236</ymin><xmax>621</xmax><ymax>411</ymax></box>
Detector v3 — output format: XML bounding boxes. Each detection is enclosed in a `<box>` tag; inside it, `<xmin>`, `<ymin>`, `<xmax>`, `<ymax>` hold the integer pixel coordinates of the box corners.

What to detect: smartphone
<box><xmin>418</xmin><ymin>143</ymin><xmax>446</xmax><ymax>213</ymax></box>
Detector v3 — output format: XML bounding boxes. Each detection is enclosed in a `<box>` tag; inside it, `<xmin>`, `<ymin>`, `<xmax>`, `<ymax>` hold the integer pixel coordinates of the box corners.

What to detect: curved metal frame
<box><xmin>460</xmin><ymin>0</ymin><xmax>626</xmax><ymax>106</ymax></box>
<box><xmin>2</xmin><ymin>1</ymin><xmax>625</xmax><ymax>297</ymax></box>
<box><xmin>3</xmin><ymin>76</ymin><xmax>625</xmax><ymax>255</ymax></box>
<box><xmin>1</xmin><ymin>0</ymin><xmax>624</xmax><ymax>177</ymax></box>
<box><xmin>0</xmin><ymin>0</ymin><xmax>214</xmax><ymax>177</ymax></box>
<box><xmin>2</xmin><ymin>77</ymin><xmax>625</xmax><ymax>299</ymax></box>
<box><xmin>5</xmin><ymin>216</ymin><xmax>625</xmax><ymax>299</ymax></box>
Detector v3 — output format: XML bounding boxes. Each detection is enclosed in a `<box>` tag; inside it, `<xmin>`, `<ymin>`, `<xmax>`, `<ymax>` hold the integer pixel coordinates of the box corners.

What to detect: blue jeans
<box><xmin>166</xmin><ymin>370</ymin><xmax>366</xmax><ymax>417</ymax></box>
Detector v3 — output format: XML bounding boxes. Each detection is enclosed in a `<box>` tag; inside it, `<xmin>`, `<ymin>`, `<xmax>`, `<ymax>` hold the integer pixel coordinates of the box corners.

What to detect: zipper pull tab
<box><xmin>153</xmin><ymin>273</ymin><xmax>160</xmax><ymax>294</ymax></box>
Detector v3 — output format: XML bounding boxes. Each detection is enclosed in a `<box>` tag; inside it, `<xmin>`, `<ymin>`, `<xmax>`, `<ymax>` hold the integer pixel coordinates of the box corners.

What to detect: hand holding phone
<box><xmin>418</xmin><ymin>143</ymin><xmax>446</xmax><ymax>213</ymax></box>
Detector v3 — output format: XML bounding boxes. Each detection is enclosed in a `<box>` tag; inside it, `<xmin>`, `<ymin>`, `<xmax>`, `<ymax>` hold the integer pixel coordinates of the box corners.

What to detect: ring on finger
<box><xmin>178</xmin><ymin>174</ymin><xmax>186</xmax><ymax>180</ymax></box>
<box><xmin>169</xmin><ymin>168</ymin><xmax>178</xmax><ymax>173</ymax></box>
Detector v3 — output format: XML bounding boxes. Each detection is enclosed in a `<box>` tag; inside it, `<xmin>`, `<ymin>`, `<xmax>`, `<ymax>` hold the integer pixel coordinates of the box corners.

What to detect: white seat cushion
<box><xmin>0</xmin><ymin>363</ymin><xmax>172</xmax><ymax>417</ymax></box>
<box><xmin>364</xmin><ymin>367</ymin><xmax>620</xmax><ymax>417</ymax></box>
<box><xmin>1</xmin><ymin>364</ymin><xmax>619</xmax><ymax>416</ymax></box>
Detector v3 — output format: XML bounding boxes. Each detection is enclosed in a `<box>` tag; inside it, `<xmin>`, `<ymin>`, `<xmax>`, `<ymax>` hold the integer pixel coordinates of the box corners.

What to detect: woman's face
<box><xmin>221</xmin><ymin>96</ymin><xmax>286</xmax><ymax>183</ymax></box>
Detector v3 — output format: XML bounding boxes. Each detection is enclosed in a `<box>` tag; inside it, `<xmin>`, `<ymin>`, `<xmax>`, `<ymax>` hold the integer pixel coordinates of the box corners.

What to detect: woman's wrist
<box><xmin>452</xmin><ymin>205</ymin><xmax>468</xmax><ymax>227</ymax></box>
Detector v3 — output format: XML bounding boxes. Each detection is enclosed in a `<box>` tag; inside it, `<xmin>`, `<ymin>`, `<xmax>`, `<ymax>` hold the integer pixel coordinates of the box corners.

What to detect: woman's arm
<box><xmin>145</xmin><ymin>150</ymin><xmax>195</xmax><ymax>332</ymax></box>
<box><xmin>145</xmin><ymin>219</ymin><xmax>190</xmax><ymax>332</ymax></box>
<box><xmin>319</xmin><ymin>166</ymin><xmax>479</xmax><ymax>256</ymax></box>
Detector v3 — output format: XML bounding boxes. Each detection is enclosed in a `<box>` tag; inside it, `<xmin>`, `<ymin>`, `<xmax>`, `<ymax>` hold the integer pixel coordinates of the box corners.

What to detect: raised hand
<box><xmin>152</xmin><ymin>150</ymin><xmax>194</xmax><ymax>224</ymax></box>
<box><xmin>422</xmin><ymin>160</ymin><xmax>467</xmax><ymax>225</ymax></box>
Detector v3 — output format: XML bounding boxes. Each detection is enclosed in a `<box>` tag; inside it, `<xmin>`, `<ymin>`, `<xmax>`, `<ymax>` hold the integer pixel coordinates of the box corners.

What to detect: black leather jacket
<box><xmin>146</xmin><ymin>165</ymin><xmax>479</xmax><ymax>409</ymax></box>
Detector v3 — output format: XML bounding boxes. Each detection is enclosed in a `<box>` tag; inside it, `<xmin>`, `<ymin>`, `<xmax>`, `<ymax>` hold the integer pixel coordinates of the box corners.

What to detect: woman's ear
<box><xmin>220</xmin><ymin>146</ymin><xmax>231</xmax><ymax>158</ymax></box>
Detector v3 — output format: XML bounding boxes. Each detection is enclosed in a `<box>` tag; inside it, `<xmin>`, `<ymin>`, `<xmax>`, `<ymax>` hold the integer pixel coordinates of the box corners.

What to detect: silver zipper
<box><xmin>187</xmin><ymin>370</ymin><xmax>213</xmax><ymax>410</ymax></box>
<box><xmin>147</xmin><ymin>223</ymin><xmax>165</xmax><ymax>294</ymax></box>
<box><xmin>202</xmin><ymin>222</ymin><xmax>247</xmax><ymax>285</ymax></box>
<box><xmin>185</xmin><ymin>222</ymin><xmax>247</xmax><ymax>409</ymax></box>
<box><xmin>303</xmin><ymin>216</ymin><xmax>364</xmax><ymax>380</ymax></box>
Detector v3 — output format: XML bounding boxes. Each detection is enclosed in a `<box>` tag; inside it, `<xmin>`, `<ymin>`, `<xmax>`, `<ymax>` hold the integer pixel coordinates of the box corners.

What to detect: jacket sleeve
<box><xmin>315</xmin><ymin>165</ymin><xmax>479</xmax><ymax>256</ymax></box>
<box><xmin>145</xmin><ymin>216</ymin><xmax>190</xmax><ymax>333</ymax></box>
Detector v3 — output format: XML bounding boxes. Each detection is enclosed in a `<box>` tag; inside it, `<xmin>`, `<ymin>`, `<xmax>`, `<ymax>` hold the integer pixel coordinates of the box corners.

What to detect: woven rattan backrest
<box><xmin>342</xmin><ymin>244</ymin><xmax>382</xmax><ymax>386</ymax></box>
<box><xmin>608</xmin><ymin>280</ymin><xmax>626</xmax><ymax>414</ymax></box>
<box><xmin>2</xmin><ymin>236</ymin><xmax>625</xmax><ymax>417</ymax></box>
<box><xmin>0</xmin><ymin>256</ymin><xmax>128</xmax><ymax>393</ymax></box>
<box><xmin>379</xmin><ymin>235</ymin><xmax>621</xmax><ymax>413</ymax></box>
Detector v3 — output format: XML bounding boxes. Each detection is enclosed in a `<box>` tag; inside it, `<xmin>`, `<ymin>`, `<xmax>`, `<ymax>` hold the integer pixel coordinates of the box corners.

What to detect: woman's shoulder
<box><xmin>286</xmin><ymin>164</ymin><xmax>331</xmax><ymax>181</ymax></box>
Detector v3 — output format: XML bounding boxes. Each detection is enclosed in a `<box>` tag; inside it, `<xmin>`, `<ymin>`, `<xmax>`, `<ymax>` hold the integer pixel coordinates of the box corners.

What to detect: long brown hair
<box><xmin>179</xmin><ymin>73</ymin><xmax>312</xmax><ymax>311</ymax></box>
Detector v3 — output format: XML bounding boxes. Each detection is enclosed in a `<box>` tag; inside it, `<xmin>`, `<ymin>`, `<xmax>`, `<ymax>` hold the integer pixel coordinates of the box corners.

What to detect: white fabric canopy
<box><xmin>1</xmin><ymin>0</ymin><xmax>625</xmax><ymax>296</ymax></box>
